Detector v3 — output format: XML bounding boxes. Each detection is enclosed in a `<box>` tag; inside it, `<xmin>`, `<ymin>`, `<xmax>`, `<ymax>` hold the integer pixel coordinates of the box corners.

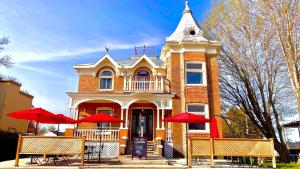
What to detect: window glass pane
<box><xmin>106</xmin><ymin>78</ymin><xmax>112</xmax><ymax>89</ymax></box>
<box><xmin>186</xmin><ymin>63</ymin><xmax>202</xmax><ymax>69</ymax></box>
<box><xmin>101</xmin><ymin>70</ymin><xmax>112</xmax><ymax>76</ymax></box>
<box><xmin>100</xmin><ymin>78</ymin><xmax>112</xmax><ymax>89</ymax></box>
<box><xmin>187</xmin><ymin>72</ymin><xmax>203</xmax><ymax>84</ymax></box>
<box><xmin>188</xmin><ymin>105</ymin><xmax>205</xmax><ymax>112</ymax></box>
<box><xmin>97</xmin><ymin>109</ymin><xmax>112</xmax><ymax>128</ymax></box>
<box><xmin>138</xmin><ymin>70</ymin><xmax>149</xmax><ymax>76</ymax></box>
<box><xmin>189</xmin><ymin>123</ymin><xmax>206</xmax><ymax>130</ymax></box>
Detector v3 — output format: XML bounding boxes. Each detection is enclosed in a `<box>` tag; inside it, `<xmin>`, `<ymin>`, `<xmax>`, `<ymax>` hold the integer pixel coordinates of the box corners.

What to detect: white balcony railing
<box><xmin>123</xmin><ymin>76</ymin><xmax>170</xmax><ymax>93</ymax></box>
<box><xmin>74</xmin><ymin>129</ymin><xmax>119</xmax><ymax>141</ymax></box>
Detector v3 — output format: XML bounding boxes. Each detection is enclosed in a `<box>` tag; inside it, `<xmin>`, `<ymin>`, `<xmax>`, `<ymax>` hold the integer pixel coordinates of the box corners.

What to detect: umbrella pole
<box><xmin>186</xmin><ymin>123</ymin><xmax>188</xmax><ymax>165</ymax></box>
<box><xmin>99</xmin><ymin>123</ymin><xmax>102</xmax><ymax>163</ymax></box>
<box><xmin>35</xmin><ymin>114</ymin><xmax>40</xmax><ymax>136</ymax></box>
<box><xmin>35</xmin><ymin>121</ymin><xmax>39</xmax><ymax>136</ymax></box>
<box><xmin>57</xmin><ymin>124</ymin><xmax>60</xmax><ymax>135</ymax></box>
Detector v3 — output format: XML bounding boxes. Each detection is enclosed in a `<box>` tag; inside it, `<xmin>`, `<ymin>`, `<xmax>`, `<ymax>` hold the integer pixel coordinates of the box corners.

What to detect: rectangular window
<box><xmin>97</xmin><ymin>108</ymin><xmax>112</xmax><ymax>128</ymax></box>
<box><xmin>185</xmin><ymin>62</ymin><xmax>205</xmax><ymax>85</ymax></box>
<box><xmin>186</xmin><ymin>72</ymin><xmax>203</xmax><ymax>84</ymax></box>
<box><xmin>187</xmin><ymin>104</ymin><xmax>207</xmax><ymax>131</ymax></box>
<box><xmin>100</xmin><ymin>78</ymin><xmax>112</xmax><ymax>89</ymax></box>
<box><xmin>186</xmin><ymin>63</ymin><xmax>202</xmax><ymax>69</ymax></box>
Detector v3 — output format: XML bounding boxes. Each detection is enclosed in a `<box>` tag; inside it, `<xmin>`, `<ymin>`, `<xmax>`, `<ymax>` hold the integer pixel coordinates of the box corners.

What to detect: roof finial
<box><xmin>183</xmin><ymin>0</ymin><xmax>191</xmax><ymax>14</ymax></box>
<box><xmin>185</xmin><ymin>0</ymin><xmax>190</xmax><ymax>10</ymax></box>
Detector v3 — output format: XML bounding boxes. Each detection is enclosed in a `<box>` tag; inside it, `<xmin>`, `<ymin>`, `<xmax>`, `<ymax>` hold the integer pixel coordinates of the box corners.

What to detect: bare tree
<box><xmin>223</xmin><ymin>108</ymin><xmax>263</xmax><ymax>139</ymax></box>
<box><xmin>202</xmin><ymin>0</ymin><xmax>292</xmax><ymax>162</ymax></box>
<box><xmin>258</xmin><ymin>0</ymin><xmax>300</xmax><ymax>117</ymax></box>
<box><xmin>0</xmin><ymin>37</ymin><xmax>13</xmax><ymax>68</ymax></box>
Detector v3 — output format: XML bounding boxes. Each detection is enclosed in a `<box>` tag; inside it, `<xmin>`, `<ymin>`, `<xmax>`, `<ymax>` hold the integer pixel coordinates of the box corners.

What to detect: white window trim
<box><xmin>96</xmin><ymin>107</ymin><xmax>113</xmax><ymax>128</ymax></box>
<box><xmin>186</xmin><ymin>103</ymin><xmax>210</xmax><ymax>133</ymax></box>
<box><xmin>185</xmin><ymin>61</ymin><xmax>207</xmax><ymax>86</ymax></box>
<box><xmin>99</xmin><ymin>69</ymin><xmax>114</xmax><ymax>91</ymax></box>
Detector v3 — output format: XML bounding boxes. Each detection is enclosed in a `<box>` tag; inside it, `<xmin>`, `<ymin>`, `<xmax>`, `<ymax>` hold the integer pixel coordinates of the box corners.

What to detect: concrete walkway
<box><xmin>0</xmin><ymin>157</ymin><xmax>268</xmax><ymax>169</ymax></box>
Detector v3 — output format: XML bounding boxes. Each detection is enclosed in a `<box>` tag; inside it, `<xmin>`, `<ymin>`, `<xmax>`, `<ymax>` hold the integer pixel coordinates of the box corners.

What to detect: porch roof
<box><xmin>66</xmin><ymin>92</ymin><xmax>175</xmax><ymax>109</ymax></box>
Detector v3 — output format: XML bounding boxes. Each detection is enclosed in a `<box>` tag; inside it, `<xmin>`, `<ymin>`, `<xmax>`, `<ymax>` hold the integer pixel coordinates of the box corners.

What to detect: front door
<box><xmin>131</xmin><ymin>109</ymin><xmax>153</xmax><ymax>141</ymax></box>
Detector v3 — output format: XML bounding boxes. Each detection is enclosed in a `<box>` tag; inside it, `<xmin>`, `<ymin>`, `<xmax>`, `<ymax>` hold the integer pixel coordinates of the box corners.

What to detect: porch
<box><xmin>66</xmin><ymin>93</ymin><xmax>174</xmax><ymax>157</ymax></box>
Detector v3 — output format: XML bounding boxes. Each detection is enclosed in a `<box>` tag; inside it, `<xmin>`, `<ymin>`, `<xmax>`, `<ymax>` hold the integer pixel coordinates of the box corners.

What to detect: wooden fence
<box><xmin>15</xmin><ymin>135</ymin><xmax>85</xmax><ymax>166</ymax></box>
<box><xmin>188</xmin><ymin>137</ymin><xmax>276</xmax><ymax>168</ymax></box>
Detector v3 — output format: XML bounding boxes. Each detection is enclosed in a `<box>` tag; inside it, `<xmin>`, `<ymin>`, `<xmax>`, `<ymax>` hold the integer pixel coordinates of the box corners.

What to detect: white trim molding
<box><xmin>185</xmin><ymin>61</ymin><xmax>207</xmax><ymax>86</ymax></box>
<box><xmin>186</xmin><ymin>103</ymin><xmax>210</xmax><ymax>133</ymax></box>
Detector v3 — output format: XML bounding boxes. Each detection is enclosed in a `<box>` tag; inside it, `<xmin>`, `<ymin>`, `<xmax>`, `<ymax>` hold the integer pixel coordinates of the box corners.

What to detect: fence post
<box><xmin>188</xmin><ymin>137</ymin><xmax>192</xmax><ymax>167</ymax></box>
<box><xmin>210</xmin><ymin>138</ymin><xmax>214</xmax><ymax>167</ymax></box>
<box><xmin>81</xmin><ymin>137</ymin><xmax>86</xmax><ymax>166</ymax></box>
<box><xmin>14</xmin><ymin>134</ymin><xmax>22</xmax><ymax>167</ymax></box>
<box><xmin>270</xmin><ymin>139</ymin><xmax>276</xmax><ymax>169</ymax></box>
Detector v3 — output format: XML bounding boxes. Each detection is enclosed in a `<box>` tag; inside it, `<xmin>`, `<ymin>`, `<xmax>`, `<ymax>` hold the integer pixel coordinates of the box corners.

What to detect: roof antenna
<box><xmin>105</xmin><ymin>46</ymin><xmax>109</xmax><ymax>54</ymax></box>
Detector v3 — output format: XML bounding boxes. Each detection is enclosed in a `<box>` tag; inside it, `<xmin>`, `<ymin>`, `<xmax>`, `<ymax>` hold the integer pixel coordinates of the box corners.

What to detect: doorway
<box><xmin>131</xmin><ymin>109</ymin><xmax>153</xmax><ymax>141</ymax></box>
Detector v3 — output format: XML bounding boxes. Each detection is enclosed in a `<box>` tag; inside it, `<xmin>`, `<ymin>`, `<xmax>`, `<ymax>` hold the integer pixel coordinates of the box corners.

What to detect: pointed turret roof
<box><xmin>166</xmin><ymin>1</ymin><xmax>208</xmax><ymax>42</ymax></box>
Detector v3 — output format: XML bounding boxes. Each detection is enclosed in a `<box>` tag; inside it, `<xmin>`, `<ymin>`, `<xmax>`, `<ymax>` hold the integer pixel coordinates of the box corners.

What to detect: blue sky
<box><xmin>0</xmin><ymin>0</ymin><xmax>212</xmax><ymax>114</ymax></box>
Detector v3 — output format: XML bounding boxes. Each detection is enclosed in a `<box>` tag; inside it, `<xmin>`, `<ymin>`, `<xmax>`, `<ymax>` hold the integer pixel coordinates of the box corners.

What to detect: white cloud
<box><xmin>8</xmin><ymin>38</ymin><xmax>161</xmax><ymax>63</ymax></box>
<box><xmin>15</xmin><ymin>64</ymin><xmax>76</xmax><ymax>82</ymax></box>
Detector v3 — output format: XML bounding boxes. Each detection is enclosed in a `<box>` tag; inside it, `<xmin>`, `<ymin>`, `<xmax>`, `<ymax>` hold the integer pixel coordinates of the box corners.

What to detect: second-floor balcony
<box><xmin>123</xmin><ymin>76</ymin><xmax>170</xmax><ymax>93</ymax></box>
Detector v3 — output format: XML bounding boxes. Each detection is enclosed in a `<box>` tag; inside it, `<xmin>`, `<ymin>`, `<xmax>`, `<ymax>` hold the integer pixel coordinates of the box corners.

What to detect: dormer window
<box><xmin>99</xmin><ymin>70</ymin><xmax>113</xmax><ymax>90</ymax></box>
<box><xmin>189</xmin><ymin>29</ymin><xmax>196</xmax><ymax>35</ymax></box>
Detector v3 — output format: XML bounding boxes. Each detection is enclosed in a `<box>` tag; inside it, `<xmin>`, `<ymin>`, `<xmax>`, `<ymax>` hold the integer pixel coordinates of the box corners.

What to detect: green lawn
<box><xmin>264</xmin><ymin>163</ymin><xmax>300</xmax><ymax>169</ymax></box>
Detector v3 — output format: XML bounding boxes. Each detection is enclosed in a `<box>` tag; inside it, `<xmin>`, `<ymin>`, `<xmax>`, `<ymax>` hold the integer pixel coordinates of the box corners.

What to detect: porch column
<box><xmin>128</xmin><ymin>76</ymin><xmax>132</xmax><ymax>91</ymax></box>
<box><xmin>156</xmin><ymin>108</ymin><xmax>160</xmax><ymax>129</ymax></box>
<box><xmin>161</xmin><ymin>108</ymin><xmax>165</xmax><ymax>130</ymax></box>
<box><xmin>75</xmin><ymin>108</ymin><xmax>79</xmax><ymax>120</ymax></box>
<box><xmin>123</xmin><ymin>76</ymin><xmax>127</xmax><ymax>90</ymax></box>
<box><xmin>155</xmin><ymin>76</ymin><xmax>158</xmax><ymax>91</ymax></box>
<box><xmin>120</xmin><ymin>108</ymin><xmax>124</xmax><ymax>129</ymax></box>
<box><xmin>68</xmin><ymin>108</ymin><xmax>71</xmax><ymax>118</ymax></box>
<box><xmin>125</xmin><ymin>108</ymin><xmax>129</xmax><ymax>129</ymax></box>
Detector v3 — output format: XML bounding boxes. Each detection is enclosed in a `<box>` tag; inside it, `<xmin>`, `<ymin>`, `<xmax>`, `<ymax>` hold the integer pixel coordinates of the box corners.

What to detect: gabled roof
<box><xmin>74</xmin><ymin>54</ymin><xmax>165</xmax><ymax>70</ymax></box>
<box><xmin>125</xmin><ymin>54</ymin><xmax>160</xmax><ymax>68</ymax></box>
<box><xmin>74</xmin><ymin>54</ymin><xmax>120</xmax><ymax>69</ymax></box>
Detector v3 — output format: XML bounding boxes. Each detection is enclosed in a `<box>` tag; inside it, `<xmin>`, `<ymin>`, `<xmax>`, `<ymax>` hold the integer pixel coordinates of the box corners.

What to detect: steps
<box><xmin>147</xmin><ymin>141</ymin><xmax>155</xmax><ymax>152</ymax></box>
<box><xmin>125</xmin><ymin>141</ymin><xmax>157</xmax><ymax>155</ymax></box>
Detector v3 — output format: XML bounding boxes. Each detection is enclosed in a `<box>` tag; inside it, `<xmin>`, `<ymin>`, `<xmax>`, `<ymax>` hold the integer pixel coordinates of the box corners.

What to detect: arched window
<box><xmin>99</xmin><ymin>70</ymin><xmax>113</xmax><ymax>90</ymax></box>
<box><xmin>135</xmin><ymin>69</ymin><xmax>150</xmax><ymax>81</ymax></box>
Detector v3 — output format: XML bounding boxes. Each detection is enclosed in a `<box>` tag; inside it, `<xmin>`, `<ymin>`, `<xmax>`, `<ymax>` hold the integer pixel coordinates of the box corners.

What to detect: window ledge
<box><xmin>188</xmin><ymin>130</ymin><xmax>210</xmax><ymax>133</ymax></box>
<box><xmin>185</xmin><ymin>84</ymin><xmax>207</xmax><ymax>86</ymax></box>
<box><xmin>98</xmin><ymin>89</ymin><xmax>113</xmax><ymax>91</ymax></box>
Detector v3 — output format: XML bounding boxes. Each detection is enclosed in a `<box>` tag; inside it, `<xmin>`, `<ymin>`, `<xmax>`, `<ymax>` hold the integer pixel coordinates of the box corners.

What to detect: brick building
<box><xmin>67</xmin><ymin>1</ymin><xmax>222</xmax><ymax>158</ymax></box>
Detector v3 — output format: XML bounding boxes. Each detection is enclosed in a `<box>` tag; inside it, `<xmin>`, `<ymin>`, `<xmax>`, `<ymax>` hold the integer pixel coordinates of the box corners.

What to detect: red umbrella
<box><xmin>77</xmin><ymin>113</ymin><xmax>123</xmax><ymax>162</ymax></box>
<box><xmin>163</xmin><ymin>112</ymin><xmax>210</xmax><ymax>165</ymax></box>
<box><xmin>210</xmin><ymin>117</ymin><xmax>219</xmax><ymax>138</ymax></box>
<box><xmin>40</xmin><ymin>114</ymin><xmax>76</xmax><ymax>124</ymax></box>
<box><xmin>39</xmin><ymin>114</ymin><xmax>77</xmax><ymax>135</ymax></box>
<box><xmin>6</xmin><ymin>108</ymin><xmax>56</xmax><ymax>135</ymax></box>
<box><xmin>77</xmin><ymin>113</ymin><xmax>123</xmax><ymax>123</ymax></box>
<box><xmin>163</xmin><ymin>112</ymin><xmax>210</xmax><ymax>123</ymax></box>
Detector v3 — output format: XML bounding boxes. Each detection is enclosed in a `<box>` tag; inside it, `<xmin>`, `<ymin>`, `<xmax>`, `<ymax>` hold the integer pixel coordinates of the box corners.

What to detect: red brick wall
<box><xmin>206</xmin><ymin>54</ymin><xmax>223</xmax><ymax>137</ymax></box>
<box><xmin>169</xmin><ymin>53</ymin><xmax>184</xmax><ymax>157</ymax></box>
<box><xmin>78</xmin><ymin>68</ymin><xmax>124</xmax><ymax>93</ymax></box>
<box><xmin>184</xmin><ymin>52</ymin><xmax>209</xmax><ymax>104</ymax></box>
<box><xmin>77</xmin><ymin>103</ymin><xmax>121</xmax><ymax>128</ymax></box>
